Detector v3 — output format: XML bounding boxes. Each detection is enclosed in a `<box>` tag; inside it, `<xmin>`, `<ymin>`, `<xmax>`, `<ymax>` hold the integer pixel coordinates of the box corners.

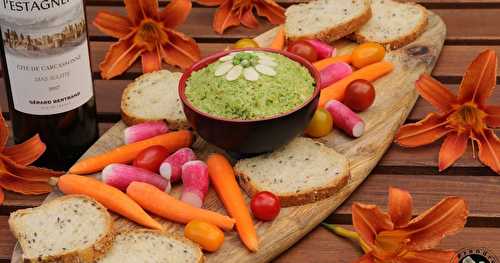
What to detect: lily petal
<box><xmin>0</xmin><ymin>175</ymin><xmax>52</xmax><ymax>195</ymax></box>
<box><xmin>485</xmin><ymin>105</ymin><xmax>500</xmax><ymax>128</ymax></box>
<box><xmin>457</xmin><ymin>49</ymin><xmax>497</xmax><ymax>107</ymax></box>
<box><xmin>241</xmin><ymin>6</ymin><xmax>259</xmax><ymax>28</ymax></box>
<box><xmin>124</xmin><ymin>0</ymin><xmax>143</xmax><ymax>25</ymax></box>
<box><xmin>354</xmin><ymin>253</ymin><xmax>376</xmax><ymax>263</ymax></box>
<box><xmin>99</xmin><ymin>32</ymin><xmax>144</xmax><ymax>79</ymax></box>
<box><xmin>213</xmin><ymin>0</ymin><xmax>242</xmax><ymax>34</ymax></box>
<box><xmin>438</xmin><ymin>132</ymin><xmax>469</xmax><ymax>172</ymax></box>
<box><xmin>0</xmin><ymin>187</ymin><xmax>4</xmax><ymax>205</ymax></box>
<box><xmin>160</xmin><ymin>29</ymin><xmax>200</xmax><ymax>69</ymax></box>
<box><xmin>2</xmin><ymin>134</ymin><xmax>46</xmax><ymax>166</ymax></box>
<box><xmin>0</xmin><ymin>114</ymin><xmax>9</xmax><ymax>151</ymax></box>
<box><xmin>401</xmin><ymin>197</ymin><xmax>468</xmax><ymax>251</ymax></box>
<box><xmin>195</xmin><ymin>0</ymin><xmax>225</xmax><ymax>6</ymax></box>
<box><xmin>160</xmin><ymin>0</ymin><xmax>192</xmax><ymax>28</ymax></box>
<box><xmin>395</xmin><ymin>113</ymin><xmax>452</xmax><ymax>147</ymax></box>
<box><xmin>416</xmin><ymin>74</ymin><xmax>457</xmax><ymax>113</ymax></box>
<box><xmin>472</xmin><ymin>129</ymin><xmax>500</xmax><ymax>174</ymax></box>
<box><xmin>352</xmin><ymin>203</ymin><xmax>394</xmax><ymax>245</ymax></box>
<box><xmin>93</xmin><ymin>11</ymin><xmax>132</xmax><ymax>39</ymax></box>
<box><xmin>399</xmin><ymin>250</ymin><xmax>458</xmax><ymax>263</ymax></box>
<box><xmin>141</xmin><ymin>49</ymin><xmax>162</xmax><ymax>73</ymax></box>
<box><xmin>255</xmin><ymin>0</ymin><xmax>286</xmax><ymax>25</ymax></box>
<box><xmin>1</xmin><ymin>156</ymin><xmax>64</xmax><ymax>182</ymax></box>
<box><xmin>388</xmin><ymin>187</ymin><xmax>413</xmax><ymax>228</ymax></box>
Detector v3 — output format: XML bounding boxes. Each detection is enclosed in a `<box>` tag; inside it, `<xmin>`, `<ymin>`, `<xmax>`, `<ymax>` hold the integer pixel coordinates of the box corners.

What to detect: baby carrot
<box><xmin>269</xmin><ymin>26</ymin><xmax>286</xmax><ymax>50</ymax></box>
<box><xmin>69</xmin><ymin>130</ymin><xmax>193</xmax><ymax>174</ymax></box>
<box><xmin>313</xmin><ymin>54</ymin><xmax>353</xmax><ymax>71</ymax></box>
<box><xmin>126</xmin><ymin>182</ymin><xmax>235</xmax><ymax>231</ymax></box>
<box><xmin>53</xmin><ymin>174</ymin><xmax>163</xmax><ymax>230</ymax></box>
<box><xmin>207</xmin><ymin>154</ymin><xmax>258</xmax><ymax>252</ymax></box>
<box><xmin>318</xmin><ymin>61</ymin><xmax>394</xmax><ymax>107</ymax></box>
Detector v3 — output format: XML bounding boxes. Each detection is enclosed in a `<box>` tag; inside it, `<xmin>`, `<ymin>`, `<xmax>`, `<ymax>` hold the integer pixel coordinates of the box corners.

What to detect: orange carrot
<box><xmin>269</xmin><ymin>26</ymin><xmax>286</xmax><ymax>50</ymax></box>
<box><xmin>0</xmin><ymin>187</ymin><xmax>4</xmax><ymax>205</ymax></box>
<box><xmin>126</xmin><ymin>182</ymin><xmax>235</xmax><ymax>231</ymax></box>
<box><xmin>54</xmin><ymin>174</ymin><xmax>163</xmax><ymax>230</ymax></box>
<box><xmin>313</xmin><ymin>54</ymin><xmax>353</xmax><ymax>71</ymax></box>
<box><xmin>206</xmin><ymin>154</ymin><xmax>258</xmax><ymax>252</ymax></box>
<box><xmin>69</xmin><ymin>130</ymin><xmax>193</xmax><ymax>174</ymax></box>
<box><xmin>319</xmin><ymin>61</ymin><xmax>394</xmax><ymax>107</ymax></box>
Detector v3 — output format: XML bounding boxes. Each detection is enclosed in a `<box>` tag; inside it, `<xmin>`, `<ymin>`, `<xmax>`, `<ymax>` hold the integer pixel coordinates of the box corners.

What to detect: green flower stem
<box><xmin>321</xmin><ymin>223</ymin><xmax>371</xmax><ymax>253</ymax></box>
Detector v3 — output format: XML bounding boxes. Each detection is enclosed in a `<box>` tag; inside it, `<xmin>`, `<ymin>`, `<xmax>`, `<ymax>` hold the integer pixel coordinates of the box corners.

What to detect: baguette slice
<box><xmin>98</xmin><ymin>230</ymin><xmax>204</xmax><ymax>263</ymax></box>
<box><xmin>285</xmin><ymin>0</ymin><xmax>372</xmax><ymax>42</ymax></box>
<box><xmin>9</xmin><ymin>195</ymin><xmax>114</xmax><ymax>263</ymax></box>
<box><xmin>121</xmin><ymin>70</ymin><xmax>189</xmax><ymax>129</ymax></box>
<box><xmin>235</xmin><ymin>137</ymin><xmax>350</xmax><ymax>207</ymax></box>
<box><xmin>353</xmin><ymin>0</ymin><xmax>428</xmax><ymax>49</ymax></box>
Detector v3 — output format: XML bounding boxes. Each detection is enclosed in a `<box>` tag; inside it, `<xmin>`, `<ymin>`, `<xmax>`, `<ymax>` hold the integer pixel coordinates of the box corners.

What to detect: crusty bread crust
<box><xmin>286</xmin><ymin>1</ymin><xmax>372</xmax><ymax>43</ymax></box>
<box><xmin>353</xmin><ymin>2</ymin><xmax>428</xmax><ymax>49</ymax></box>
<box><xmin>237</xmin><ymin>162</ymin><xmax>351</xmax><ymax>207</ymax></box>
<box><xmin>9</xmin><ymin>195</ymin><xmax>114</xmax><ymax>263</ymax></box>
<box><xmin>121</xmin><ymin>70</ymin><xmax>189</xmax><ymax>129</ymax></box>
<box><xmin>105</xmin><ymin>230</ymin><xmax>205</xmax><ymax>263</ymax></box>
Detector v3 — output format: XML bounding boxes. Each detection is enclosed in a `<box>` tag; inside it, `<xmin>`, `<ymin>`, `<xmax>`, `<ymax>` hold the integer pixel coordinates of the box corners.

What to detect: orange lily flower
<box><xmin>196</xmin><ymin>0</ymin><xmax>285</xmax><ymax>34</ymax></box>
<box><xmin>93</xmin><ymin>0</ymin><xmax>201</xmax><ymax>79</ymax></box>
<box><xmin>395</xmin><ymin>49</ymin><xmax>500</xmax><ymax>173</ymax></box>
<box><xmin>0</xmin><ymin>113</ymin><xmax>64</xmax><ymax>197</ymax></box>
<box><xmin>324</xmin><ymin>187</ymin><xmax>468</xmax><ymax>263</ymax></box>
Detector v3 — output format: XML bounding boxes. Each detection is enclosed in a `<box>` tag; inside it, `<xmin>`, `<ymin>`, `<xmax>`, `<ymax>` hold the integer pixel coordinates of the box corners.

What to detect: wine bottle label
<box><xmin>0</xmin><ymin>0</ymin><xmax>93</xmax><ymax>115</ymax></box>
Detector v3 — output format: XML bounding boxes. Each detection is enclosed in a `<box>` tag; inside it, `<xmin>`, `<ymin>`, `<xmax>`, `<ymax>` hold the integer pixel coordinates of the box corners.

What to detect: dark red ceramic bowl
<box><xmin>179</xmin><ymin>48</ymin><xmax>321</xmax><ymax>156</ymax></box>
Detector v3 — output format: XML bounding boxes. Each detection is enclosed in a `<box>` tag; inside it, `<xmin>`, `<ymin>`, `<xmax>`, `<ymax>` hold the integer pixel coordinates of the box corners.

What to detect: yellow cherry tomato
<box><xmin>351</xmin><ymin>42</ymin><xmax>386</xmax><ymax>68</ymax></box>
<box><xmin>184</xmin><ymin>220</ymin><xmax>224</xmax><ymax>252</ymax></box>
<box><xmin>234</xmin><ymin>38</ymin><xmax>259</xmax><ymax>49</ymax></box>
<box><xmin>305</xmin><ymin>108</ymin><xmax>333</xmax><ymax>138</ymax></box>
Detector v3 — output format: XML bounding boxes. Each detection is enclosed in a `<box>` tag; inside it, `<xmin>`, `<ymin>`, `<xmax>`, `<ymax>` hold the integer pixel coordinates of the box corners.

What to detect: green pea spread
<box><xmin>185</xmin><ymin>51</ymin><xmax>316</xmax><ymax>120</ymax></box>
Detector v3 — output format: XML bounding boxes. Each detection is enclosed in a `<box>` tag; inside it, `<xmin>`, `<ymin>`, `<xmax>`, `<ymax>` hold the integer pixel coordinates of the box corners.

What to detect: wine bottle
<box><xmin>0</xmin><ymin>0</ymin><xmax>98</xmax><ymax>170</ymax></box>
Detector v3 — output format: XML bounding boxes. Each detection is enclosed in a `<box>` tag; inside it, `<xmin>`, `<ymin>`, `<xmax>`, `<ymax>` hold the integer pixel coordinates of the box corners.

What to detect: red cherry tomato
<box><xmin>343</xmin><ymin>79</ymin><xmax>376</xmax><ymax>112</ymax></box>
<box><xmin>287</xmin><ymin>40</ymin><xmax>318</xmax><ymax>62</ymax></box>
<box><xmin>250</xmin><ymin>191</ymin><xmax>281</xmax><ymax>221</ymax></box>
<box><xmin>133</xmin><ymin>145</ymin><xmax>170</xmax><ymax>173</ymax></box>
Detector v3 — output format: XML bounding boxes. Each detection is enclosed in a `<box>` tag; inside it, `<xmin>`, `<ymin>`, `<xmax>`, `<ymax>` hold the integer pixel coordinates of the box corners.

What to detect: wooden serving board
<box><xmin>12</xmin><ymin>11</ymin><xmax>446</xmax><ymax>263</ymax></box>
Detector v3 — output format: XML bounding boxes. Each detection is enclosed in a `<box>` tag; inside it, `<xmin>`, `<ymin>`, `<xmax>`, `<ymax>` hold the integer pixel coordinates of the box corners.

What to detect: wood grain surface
<box><xmin>2</xmin><ymin>1</ymin><xmax>500</xmax><ymax>263</ymax></box>
<box><xmin>9</xmin><ymin>10</ymin><xmax>447</xmax><ymax>263</ymax></box>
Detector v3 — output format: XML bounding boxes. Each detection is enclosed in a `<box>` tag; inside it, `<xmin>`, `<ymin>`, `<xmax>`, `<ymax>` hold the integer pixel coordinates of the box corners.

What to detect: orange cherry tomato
<box><xmin>305</xmin><ymin>108</ymin><xmax>333</xmax><ymax>138</ymax></box>
<box><xmin>234</xmin><ymin>38</ymin><xmax>259</xmax><ymax>49</ymax></box>
<box><xmin>351</xmin><ymin>43</ymin><xmax>386</xmax><ymax>68</ymax></box>
<box><xmin>184</xmin><ymin>220</ymin><xmax>224</xmax><ymax>252</ymax></box>
<box><xmin>344</xmin><ymin>79</ymin><xmax>376</xmax><ymax>112</ymax></box>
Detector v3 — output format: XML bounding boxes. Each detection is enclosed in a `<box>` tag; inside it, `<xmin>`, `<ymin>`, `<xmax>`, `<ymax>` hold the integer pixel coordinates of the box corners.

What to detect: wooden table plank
<box><xmin>274</xmin><ymin>226</ymin><xmax>500</xmax><ymax>263</ymax></box>
<box><xmin>1</xmin><ymin>215</ymin><xmax>498</xmax><ymax>263</ymax></box>
<box><xmin>84</xmin><ymin>7</ymin><xmax>500</xmax><ymax>43</ymax></box>
<box><xmin>3</xmin><ymin>173</ymin><xmax>500</xmax><ymax>224</ymax></box>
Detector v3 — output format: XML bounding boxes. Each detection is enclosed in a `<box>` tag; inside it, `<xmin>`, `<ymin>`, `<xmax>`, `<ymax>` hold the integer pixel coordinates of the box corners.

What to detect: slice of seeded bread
<box><xmin>235</xmin><ymin>137</ymin><xmax>350</xmax><ymax>207</ymax></box>
<box><xmin>8</xmin><ymin>195</ymin><xmax>114</xmax><ymax>263</ymax></box>
<box><xmin>285</xmin><ymin>0</ymin><xmax>372</xmax><ymax>42</ymax></box>
<box><xmin>98</xmin><ymin>230</ymin><xmax>204</xmax><ymax>263</ymax></box>
<box><xmin>121</xmin><ymin>70</ymin><xmax>189</xmax><ymax>129</ymax></box>
<box><xmin>353</xmin><ymin>0</ymin><xmax>428</xmax><ymax>49</ymax></box>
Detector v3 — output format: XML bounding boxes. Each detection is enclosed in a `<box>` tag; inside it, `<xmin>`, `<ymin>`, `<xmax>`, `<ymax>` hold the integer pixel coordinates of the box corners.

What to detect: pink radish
<box><xmin>319</xmin><ymin>62</ymin><xmax>353</xmax><ymax>89</ymax></box>
<box><xmin>181</xmin><ymin>160</ymin><xmax>209</xmax><ymax>208</ymax></box>
<box><xmin>102</xmin><ymin>163</ymin><xmax>171</xmax><ymax>192</ymax></box>
<box><xmin>325</xmin><ymin>100</ymin><xmax>365</xmax><ymax>138</ymax></box>
<box><xmin>159</xmin><ymin>147</ymin><xmax>197</xmax><ymax>183</ymax></box>
<box><xmin>123</xmin><ymin>121</ymin><xmax>169</xmax><ymax>144</ymax></box>
<box><xmin>304</xmin><ymin>39</ymin><xmax>336</xmax><ymax>59</ymax></box>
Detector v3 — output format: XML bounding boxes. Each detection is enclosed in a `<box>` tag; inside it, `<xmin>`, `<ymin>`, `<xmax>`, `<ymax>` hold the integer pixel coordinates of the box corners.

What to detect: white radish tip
<box><xmin>352</xmin><ymin>122</ymin><xmax>365</xmax><ymax>138</ymax></box>
<box><xmin>165</xmin><ymin>181</ymin><xmax>172</xmax><ymax>193</ymax></box>
<box><xmin>181</xmin><ymin>192</ymin><xmax>203</xmax><ymax>208</ymax></box>
<box><xmin>159</xmin><ymin>163</ymin><xmax>172</xmax><ymax>180</ymax></box>
<box><xmin>101</xmin><ymin>164</ymin><xmax>114</xmax><ymax>180</ymax></box>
